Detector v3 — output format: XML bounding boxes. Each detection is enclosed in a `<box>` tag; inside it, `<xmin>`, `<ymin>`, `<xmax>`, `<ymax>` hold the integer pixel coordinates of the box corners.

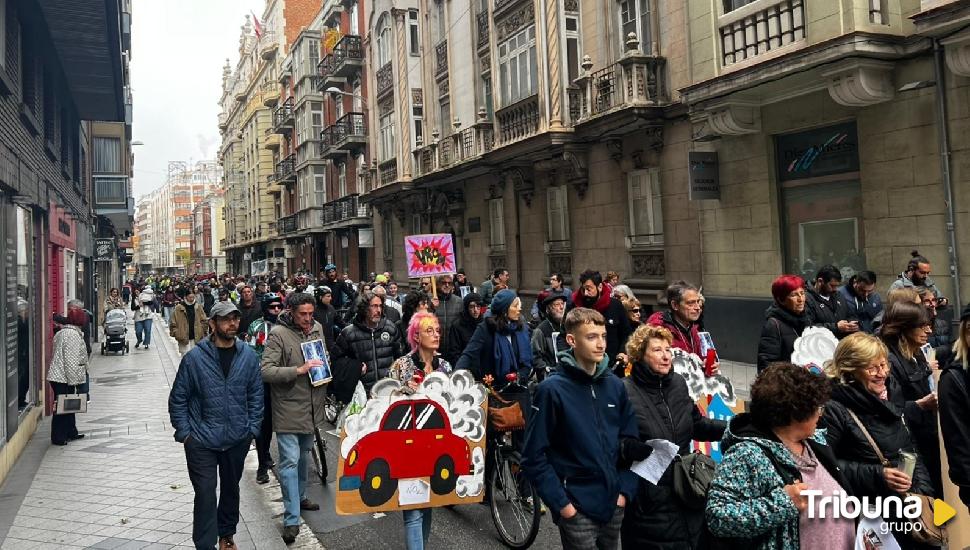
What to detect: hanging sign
<box><xmin>94</xmin><ymin>238</ymin><xmax>115</xmax><ymax>262</ymax></box>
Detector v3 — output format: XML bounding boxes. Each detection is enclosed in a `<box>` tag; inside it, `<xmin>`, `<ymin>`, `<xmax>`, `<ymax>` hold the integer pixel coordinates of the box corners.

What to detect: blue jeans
<box><xmin>403</xmin><ymin>508</ymin><xmax>432</xmax><ymax>550</ymax></box>
<box><xmin>134</xmin><ymin>318</ymin><xmax>153</xmax><ymax>346</ymax></box>
<box><xmin>277</xmin><ymin>433</ymin><xmax>314</xmax><ymax>526</ymax></box>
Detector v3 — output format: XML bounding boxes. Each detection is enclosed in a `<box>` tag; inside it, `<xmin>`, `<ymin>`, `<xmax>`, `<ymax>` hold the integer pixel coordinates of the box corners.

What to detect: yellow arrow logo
<box><xmin>935</xmin><ymin>499</ymin><xmax>956</xmax><ymax>527</ymax></box>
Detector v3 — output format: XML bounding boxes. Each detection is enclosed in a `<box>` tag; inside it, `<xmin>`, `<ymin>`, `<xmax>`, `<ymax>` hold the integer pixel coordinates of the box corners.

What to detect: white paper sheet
<box><xmin>629</xmin><ymin>439</ymin><xmax>681</xmax><ymax>484</ymax></box>
<box><xmin>398</xmin><ymin>478</ymin><xmax>431</xmax><ymax>506</ymax></box>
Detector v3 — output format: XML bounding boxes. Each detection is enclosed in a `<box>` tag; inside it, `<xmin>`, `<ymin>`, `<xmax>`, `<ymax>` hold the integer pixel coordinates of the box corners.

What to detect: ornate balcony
<box><xmin>320</xmin><ymin>112</ymin><xmax>367</xmax><ymax>159</ymax></box>
<box><xmin>276</xmin><ymin>154</ymin><xmax>296</xmax><ymax>183</ymax></box>
<box><xmin>379</xmin><ymin>159</ymin><xmax>398</xmax><ymax>186</ymax></box>
<box><xmin>317</xmin><ymin>54</ymin><xmax>344</xmax><ymax>91</ymax></box>
<box><xmin>719</xmin><ymin>0</ymin><xmax>805</xmax><ymax>67</ymax></box>
<box><xmin>376</xmin><ymin>62</ymin><xmax>393</xmax><ymax>97</ymax></box>
<box><xmin>259</xmin><ymin>31</ymin><xmax>278</xmax><ymax>60</ymax></box>
<box><xmin>333</xmin><ymin>35</ymin><xmax>364</xmax><ymax>77</ymax></box>
<box><xmin>322</xmin><ymin>194</ymin><xmax>370</xmax><ymax>228</ymax></box>
<box><xmin>413</xmin><ymin>124</ymin><xmax>495</xmax><ymax>178</ymax></box>
<box><xmin>279</xmin><ymin>214</ymin><xmax>298</xmax><ymax>234</ymax></box>
<box><xmin>496</xmin><ymin>95</ymin><xmax>540</xmax><ymax>145</ymax></box>
<box><xmin>273</xmin><ymin>98</ymin><xmax>294</xmax><ymax>131</ymax></box>
<box><xmin>570</xmin><ymin>43</ymin><xmax>668</xmax><ymax>125</ymax></box>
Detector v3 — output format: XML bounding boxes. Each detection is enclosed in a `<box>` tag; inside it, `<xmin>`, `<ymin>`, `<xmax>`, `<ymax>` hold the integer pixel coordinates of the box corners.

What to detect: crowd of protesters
<box><xmin>153</xmin><ymin>249</ymin><xmax>970</xmax><ymax>549</ymax></box>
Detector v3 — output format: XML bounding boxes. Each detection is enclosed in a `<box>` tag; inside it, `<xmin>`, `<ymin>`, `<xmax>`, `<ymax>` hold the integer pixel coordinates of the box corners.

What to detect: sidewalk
<box><xmin>0</xmin><ymin>314</ymin><xmax>325</xmax><ymax>550</ymax></box>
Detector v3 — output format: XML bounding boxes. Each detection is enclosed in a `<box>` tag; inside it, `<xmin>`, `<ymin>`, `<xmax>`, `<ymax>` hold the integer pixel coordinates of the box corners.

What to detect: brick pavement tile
<box><xmin>0</xmin><ymin>538</ymin><xmax>41</xmax><ymax>550</ymax></box>
<box><xmin>155</xmin><ymin>533</ymin><xmax>187</xmax><ymax>546</ymax></box>
<box><xmin>111</xmin><ymin>541</ymin><xmax>151</xmax><ymax>550</ymax></box>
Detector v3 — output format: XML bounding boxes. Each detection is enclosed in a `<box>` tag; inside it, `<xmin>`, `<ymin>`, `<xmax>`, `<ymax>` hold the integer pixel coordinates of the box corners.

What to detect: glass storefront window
<box><xmin>15</xmin><ymin>206</ymin><xmax>33</xmax><ymax>414</ymax></box>
<box><xmin>776</xmin><ymin>122</ymin><xmax>865</xmax><ymax>282</ymax></box>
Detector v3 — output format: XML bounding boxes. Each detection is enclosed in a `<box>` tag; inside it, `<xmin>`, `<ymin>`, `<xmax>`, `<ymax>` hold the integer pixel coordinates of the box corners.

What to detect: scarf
<box><xmin>492</xmin><ymin>321</ymin><xmax>532</xmax><ymax>380</ymax></box>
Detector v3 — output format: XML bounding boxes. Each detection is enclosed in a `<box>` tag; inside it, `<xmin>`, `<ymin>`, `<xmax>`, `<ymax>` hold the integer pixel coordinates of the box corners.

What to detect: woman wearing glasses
<box><xmin>757</xmin><ymin>275</ymin><xmax>810</xmax><ymax>373</ymax></box>
<box><xmin>822</xmin><ymin>332</ymin><xmax>933</xmax><ymax>547</ymax></box>
<box><xmin>880</xmin><ymin>300</ymin><xmax>942</xmax><ymax>497</ymax></box>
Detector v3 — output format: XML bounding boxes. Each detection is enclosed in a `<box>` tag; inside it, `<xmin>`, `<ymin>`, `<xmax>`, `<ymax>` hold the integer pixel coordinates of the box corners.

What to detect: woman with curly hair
<box><xmin>707</xmin><ymin>363</ymin><xmax>853</xmax><ymax>549</ymax></box>
<box><xmin>618</xmin><ymin>325</ymin><xmax>725</xmax><ymax>549</ymax></box>
<box><xmin>824</xmin><ymin>332</ymin><xmax>934</xmax><ymax>548</ymax></box>
<box><xmin>388</xmin><ymin>311</ymin><xmax>452</xmax><ymax>550</ymax></box>
<box><xmin>757</xmin><ymin>275</ymin><xmax>809</xmax><ymax>372</ymax></box>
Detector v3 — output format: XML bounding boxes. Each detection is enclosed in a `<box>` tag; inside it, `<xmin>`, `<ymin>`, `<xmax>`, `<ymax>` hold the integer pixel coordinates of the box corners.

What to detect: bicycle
<box><xmin>488</xmin><ymin>383</ymin><xmax>541</xmax><ymax>549</ymax></box>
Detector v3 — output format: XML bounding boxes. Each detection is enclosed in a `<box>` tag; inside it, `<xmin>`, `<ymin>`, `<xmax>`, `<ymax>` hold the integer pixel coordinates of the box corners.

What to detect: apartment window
<box><xmin>564</xmin><ymin>13</ymin><xmax>581</xmax><ymax>84</ymax></box>
<box><xmin>481</xmin><ymin>75</ymin><xmax>493</xmax><ymax>120</ymax></box>
<box><xmin>93</xmin><ymin>137</ymin><xmax>122</xmax><ymax>173</ymax></box>
<box><xmin>296</xmin><ymin>105</ymin><xmax>307</xmax><ymax>144</ymax></box>
<box><xmin>42</xmin><ymin>71</ymin><xmax>55</xmax><ymax>142</ymax></box>
<box><xmin>376</xmin><ymin>14</ymin><xmax>391</xmax><ymax>67</ymax></box>
<box><xmin>379</xmin><ymin>109</ymin><xmax>396</xmax><ymax>161</ymax></box>
<box><xmin>409</xmin><ymin>10</ymin><xmax>420</xmax><ymax>56</ymax></box>
<box><xmin>627</xmin><ymin>169</ymin><xmax>663</xmax><ymax>245</ymax></box>
<box><xmin>411</xmin><ymin>214</ymin><xmax>422</xmax><ymax>236</ymax></box>
<box><xmin>310</xmin><ymin>101</ymin><xmax>323</xmax><ymax>136</ymax></box>
<box><xmin>314</xmin><ymin>165</ymin><xmax>326</xmax><ymax>206</ymax></box>
<box><xmin>349</xmin><ymin>1</ymin><xmax>361</xmax><ymax>35</ymax></box>
<box><xmin>497</xmin><ymin>26</ymin><xmax>537</xmax><ymax>107</ymax></box>
<box><xmin>383</xmin><ymin>214</ymin><xmax>394</xmax><ymax>259</ymax></box>
<box><xmin>307</xmin><ymin>39</ymin><xmax>320</xmax><ymax>80</ymax></box>
<box><xmin>21</xmin><ymin>31</ymin><xmax>37</xmax><ymax>112</ymax></box>
<box><xmin>618</xmin><ymin>0</ymin><xmax>651</xmax><ymax>53</ymax></box>
<box><xmin>723</xmin><ymin>0</ymin><xmax>758</xmax><ymax>12</ymax></box>
<box><xmin>352</xmin><ymin>79</ymin><xmax>363</xmax><ymax>112</ymax></box>
<box><xmin>488</xmin><ymin>198</ymin><xmax>505</xmax><ymax>248</ymax></box>
<box><xmin>412</xmin><ymin>101</ymin><xmax>424</xmax><ymax>146</ymax></box>
<box><xmin>546</xmin><ymin>186</ymin><xmax>569</xmax><ymax>243</ymax></box>
<box><xmin>338</xmin><ymin>164</ymin><xmax>347</xmax><ymax>198</ymax></box>
<box><xmin>439</xmin><ymin>97</ymin><xmax>451</xmax><ymax>137</ymax></box>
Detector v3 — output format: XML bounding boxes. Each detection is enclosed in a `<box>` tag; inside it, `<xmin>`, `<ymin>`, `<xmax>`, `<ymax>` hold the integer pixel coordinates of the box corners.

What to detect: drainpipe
<box><xmin>933</xmin><ymin>39</ymin><xmax>962</xmax><ymax>308</ymax></box>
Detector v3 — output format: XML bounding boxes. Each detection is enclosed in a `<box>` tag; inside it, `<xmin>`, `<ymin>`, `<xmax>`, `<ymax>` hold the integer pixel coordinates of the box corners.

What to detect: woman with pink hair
<box><xmin>388</xmin><ymin>311</ymin><xmax>453</xmax><ymax>549</ymax></box>
<box><xmin>757</xmin><ymin>275</ymin><xmax>810</xmax><ymax>373</ymax></box>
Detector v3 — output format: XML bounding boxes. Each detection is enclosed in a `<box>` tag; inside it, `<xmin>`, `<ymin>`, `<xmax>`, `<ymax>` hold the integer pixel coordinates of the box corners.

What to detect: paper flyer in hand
<box><xmin>629</xmin><ymin>439</ymin><xmax>680</xmax><ymax>484</ymax></box>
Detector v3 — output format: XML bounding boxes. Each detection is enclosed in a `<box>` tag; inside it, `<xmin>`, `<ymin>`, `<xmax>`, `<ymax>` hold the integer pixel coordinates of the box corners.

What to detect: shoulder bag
<box><xmin>672</xmin><ymin>451</ymin><xmax>717</xmax><ymax>509</ymax></box>
<box><xmin>53</xmin><ymin>334</ymin><xmax>88</xmax><ymax>415</ymax></box>
<box><xmin>844</xmin><ymin>408</ymin><xmax>944</xmax><ymax>546</ymax></box>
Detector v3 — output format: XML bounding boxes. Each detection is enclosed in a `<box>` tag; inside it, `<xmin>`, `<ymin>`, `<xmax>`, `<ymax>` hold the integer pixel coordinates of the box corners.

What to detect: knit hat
<box><xmin>490</xmin><ymin>289</ymin><xmax>517</xmax><ymax>316</ymax></box>
<box><xmin>961</xmin><ymin>302</ymin><xmax>970</xmax><ymax>321</ymax></box>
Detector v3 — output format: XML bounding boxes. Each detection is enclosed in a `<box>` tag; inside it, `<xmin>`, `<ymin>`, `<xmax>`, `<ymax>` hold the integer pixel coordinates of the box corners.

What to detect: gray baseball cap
<box><xmin>209</xmin><ymin>301</ymin><xmax>240</xmax><ymax>319</ymax></box>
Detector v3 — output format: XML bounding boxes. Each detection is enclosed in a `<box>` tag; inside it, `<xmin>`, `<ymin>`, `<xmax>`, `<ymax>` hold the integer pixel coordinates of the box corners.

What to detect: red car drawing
<box><xmin>340</xmin><ymin>398</ymin><xmax>472</xmax><ymax>507</ymax></box>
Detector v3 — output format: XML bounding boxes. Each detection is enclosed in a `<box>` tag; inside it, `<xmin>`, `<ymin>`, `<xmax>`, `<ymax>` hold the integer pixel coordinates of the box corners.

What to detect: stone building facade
<box><xmin>679</xmin><ymin>0</ymin><xmax>970</xmax><ymax>361</ymax></box>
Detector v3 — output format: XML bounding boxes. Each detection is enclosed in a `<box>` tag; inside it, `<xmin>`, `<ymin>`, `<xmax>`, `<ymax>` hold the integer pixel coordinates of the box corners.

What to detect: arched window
<box><xmin>376</xmin><ymin>13</ymin><xmax>391</xmax><ymax>67</ymax></box>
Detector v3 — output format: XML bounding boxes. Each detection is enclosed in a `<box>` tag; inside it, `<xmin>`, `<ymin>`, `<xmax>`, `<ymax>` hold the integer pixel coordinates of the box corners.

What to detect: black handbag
<box><xmin>671</xmin><ymin>451</ymin><xmax>717</xmax><ymax>509</ymax></box>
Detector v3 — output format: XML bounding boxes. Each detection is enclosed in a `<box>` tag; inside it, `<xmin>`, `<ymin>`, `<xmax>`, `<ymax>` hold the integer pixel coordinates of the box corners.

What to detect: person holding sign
<box><xmin>260</xmin><ymin>292</ymin><xmax>328</xmax><ymax>544</ymax></box>
<box><xmin>646</xmin><ymin>281</ymin><xmax>720</xmax><ymax>376</ymax></box>
<box><xmin>619</xmin><ymin>325</ymin><xmax>726</xmax><ymax>549</ymax></box>
<box><xmin>388</xmin><ymin>311</ymin><xmax>454</xmax><ymax>550</ymax></box>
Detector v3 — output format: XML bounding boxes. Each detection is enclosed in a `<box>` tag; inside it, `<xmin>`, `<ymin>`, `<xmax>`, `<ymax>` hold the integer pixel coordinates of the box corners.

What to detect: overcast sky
<box><xmin>130</xmin><ymin>0</ymin><xmax>264</xmax><ymax>198</ymax></box>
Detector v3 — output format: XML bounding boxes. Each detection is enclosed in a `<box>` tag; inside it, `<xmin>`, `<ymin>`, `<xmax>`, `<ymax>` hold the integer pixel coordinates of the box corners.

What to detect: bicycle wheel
<box><xmin>311</xmin><ymin>428</ymin><xmax>329</xmax><ymax>484</ymax></box>
<box><xmin>489</xmin><ymin>450</ymin><xmax>541</xmax><ymax>549</ymax></box>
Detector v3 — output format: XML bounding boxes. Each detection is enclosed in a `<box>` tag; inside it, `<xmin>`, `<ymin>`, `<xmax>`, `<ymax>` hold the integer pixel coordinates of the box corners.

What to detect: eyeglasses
<box><xmin>440</xmin><ymin>281</ymin><xmax>453</xmax><ymax>286</ymax></box>
<box><xmin>631</xmin><ymin>308</ymin><xmax>641</xmax><ymax>313</ymax></box>
<box><xmin>864</xmin><ymin>362</ymin><xmax>890</xmax><ymax>375</ymax></box>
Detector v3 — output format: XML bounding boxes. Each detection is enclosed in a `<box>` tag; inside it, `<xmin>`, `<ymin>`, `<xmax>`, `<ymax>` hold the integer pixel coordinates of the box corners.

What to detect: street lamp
<box><xmin>325</xmin><ymin>87</ymin><xmax>367</xmax><ymax>108</ymax></box>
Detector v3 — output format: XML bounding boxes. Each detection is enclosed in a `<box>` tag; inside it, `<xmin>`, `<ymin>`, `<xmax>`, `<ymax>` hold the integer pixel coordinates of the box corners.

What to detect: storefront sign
<box><xmin>777</xmin><ymin>121</ymin><xmax>859</xmax><ymax>181</ymax></box>
<box><xmin>688</xmin><ymin>151</ymin><xmax>720</xmax><ymax>200</ymax></box>
<box><xmin>48</xmin><ymin>202</ymin><xmax>76</xmax><ymax>249</ymax></box>
<box><xmin>94</xmin><ymin>238</ymin><xmax>115</xmax><ymax>262</ymax></box>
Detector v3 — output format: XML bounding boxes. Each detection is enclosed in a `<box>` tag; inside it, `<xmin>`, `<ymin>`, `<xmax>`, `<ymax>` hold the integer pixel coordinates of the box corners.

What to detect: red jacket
<box><xmin>646</xmin><ymin>310</ymin><xmax>702</xmax><ymax>356</ymax></box>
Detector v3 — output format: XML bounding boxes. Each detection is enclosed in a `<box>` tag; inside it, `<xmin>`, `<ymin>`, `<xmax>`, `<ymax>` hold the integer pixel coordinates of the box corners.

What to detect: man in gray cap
<box><xmin>169</xmin><ymin>300</ymin><xmax>264</xmax><ymax>550</ymax></box>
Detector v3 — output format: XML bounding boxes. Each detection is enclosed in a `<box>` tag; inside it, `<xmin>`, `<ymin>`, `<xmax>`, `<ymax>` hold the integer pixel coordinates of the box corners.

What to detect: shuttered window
<box><xmin>546</xmin><ymin>185</ymin><xmax>569</xmax><ymax>243</ymax></box>
<box><xmin>93</xmin><ymin>137</ymin><xmax>122</xmax><ymax>173</ymax></box>
<box><xmin>628</xmin><ymin>169</ymin><xmax>663</xmax><ymax>245</ymax></box>
<box><xmin>489</xmin><ymin>198</ymin><xmax>505</xmax><ymax>247</ymax></box>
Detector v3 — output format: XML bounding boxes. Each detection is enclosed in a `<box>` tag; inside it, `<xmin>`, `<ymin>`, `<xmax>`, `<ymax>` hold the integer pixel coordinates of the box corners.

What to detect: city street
<box><xmin>0</xmin><ymin>314</ymin><xmax>565</xmax><ymax>549</ymax></box>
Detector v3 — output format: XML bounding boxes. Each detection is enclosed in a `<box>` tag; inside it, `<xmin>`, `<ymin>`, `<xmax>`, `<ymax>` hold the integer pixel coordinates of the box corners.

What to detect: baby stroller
<box><xmin>101</xmin><ymin>309</ymin><xmax>129</xmax><ymax>355</ymax></box>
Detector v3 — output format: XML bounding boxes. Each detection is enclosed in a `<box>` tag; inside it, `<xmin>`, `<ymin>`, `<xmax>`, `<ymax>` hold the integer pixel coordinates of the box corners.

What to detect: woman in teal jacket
<box><xmin>706</xmin><ymin>364</ymin><xmax>854</xmax><ymax>549</ymax></box>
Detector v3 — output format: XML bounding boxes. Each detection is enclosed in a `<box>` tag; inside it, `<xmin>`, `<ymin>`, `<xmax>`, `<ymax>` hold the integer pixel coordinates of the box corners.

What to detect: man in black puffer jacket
<box><xmin>805</xmin><ymin>265</ymin><xmax>858</xmax><ymax>338</ymax></box>
<box><xmin>332</xmin><ymin>291</ymin><xmax>402</xmax><ymax>397</ymax></box>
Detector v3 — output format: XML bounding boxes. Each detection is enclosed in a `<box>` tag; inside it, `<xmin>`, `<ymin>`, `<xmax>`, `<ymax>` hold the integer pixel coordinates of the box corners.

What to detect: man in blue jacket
<box><xmin>168</xmin><ymin>301</ymin><xmax>264</xmax><ymax>550</ymax></box>
<box><xmin>522</xmin><ymin>307</ymin><xmax>639</xmax><ymax>550</ymax></box>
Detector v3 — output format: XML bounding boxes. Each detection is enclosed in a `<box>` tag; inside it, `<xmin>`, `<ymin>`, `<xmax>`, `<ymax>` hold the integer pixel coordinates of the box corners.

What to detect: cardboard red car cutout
<box><xmin>341</xmin><ymin>398</ymin><xmax>472</xmax><ymax>507</ymax></box>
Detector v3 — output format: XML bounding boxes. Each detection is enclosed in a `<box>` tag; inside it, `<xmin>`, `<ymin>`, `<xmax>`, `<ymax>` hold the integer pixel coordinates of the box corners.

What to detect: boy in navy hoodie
<box><xmin>522</xmin><ymin>307</ymin><xmax>639</xmax><ymax>550</ymax></box>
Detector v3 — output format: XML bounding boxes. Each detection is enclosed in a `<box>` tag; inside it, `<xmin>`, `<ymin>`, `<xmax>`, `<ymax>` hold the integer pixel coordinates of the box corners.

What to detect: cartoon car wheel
<box><xmin>360</xmin><ymin>458</ymin><xmax>396</xmax><ymax>507</ymax></box>
<box><xmin>430</xmin><ymin>455</ymin><xmax>457</xmax><ymax>495</ymax></box>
